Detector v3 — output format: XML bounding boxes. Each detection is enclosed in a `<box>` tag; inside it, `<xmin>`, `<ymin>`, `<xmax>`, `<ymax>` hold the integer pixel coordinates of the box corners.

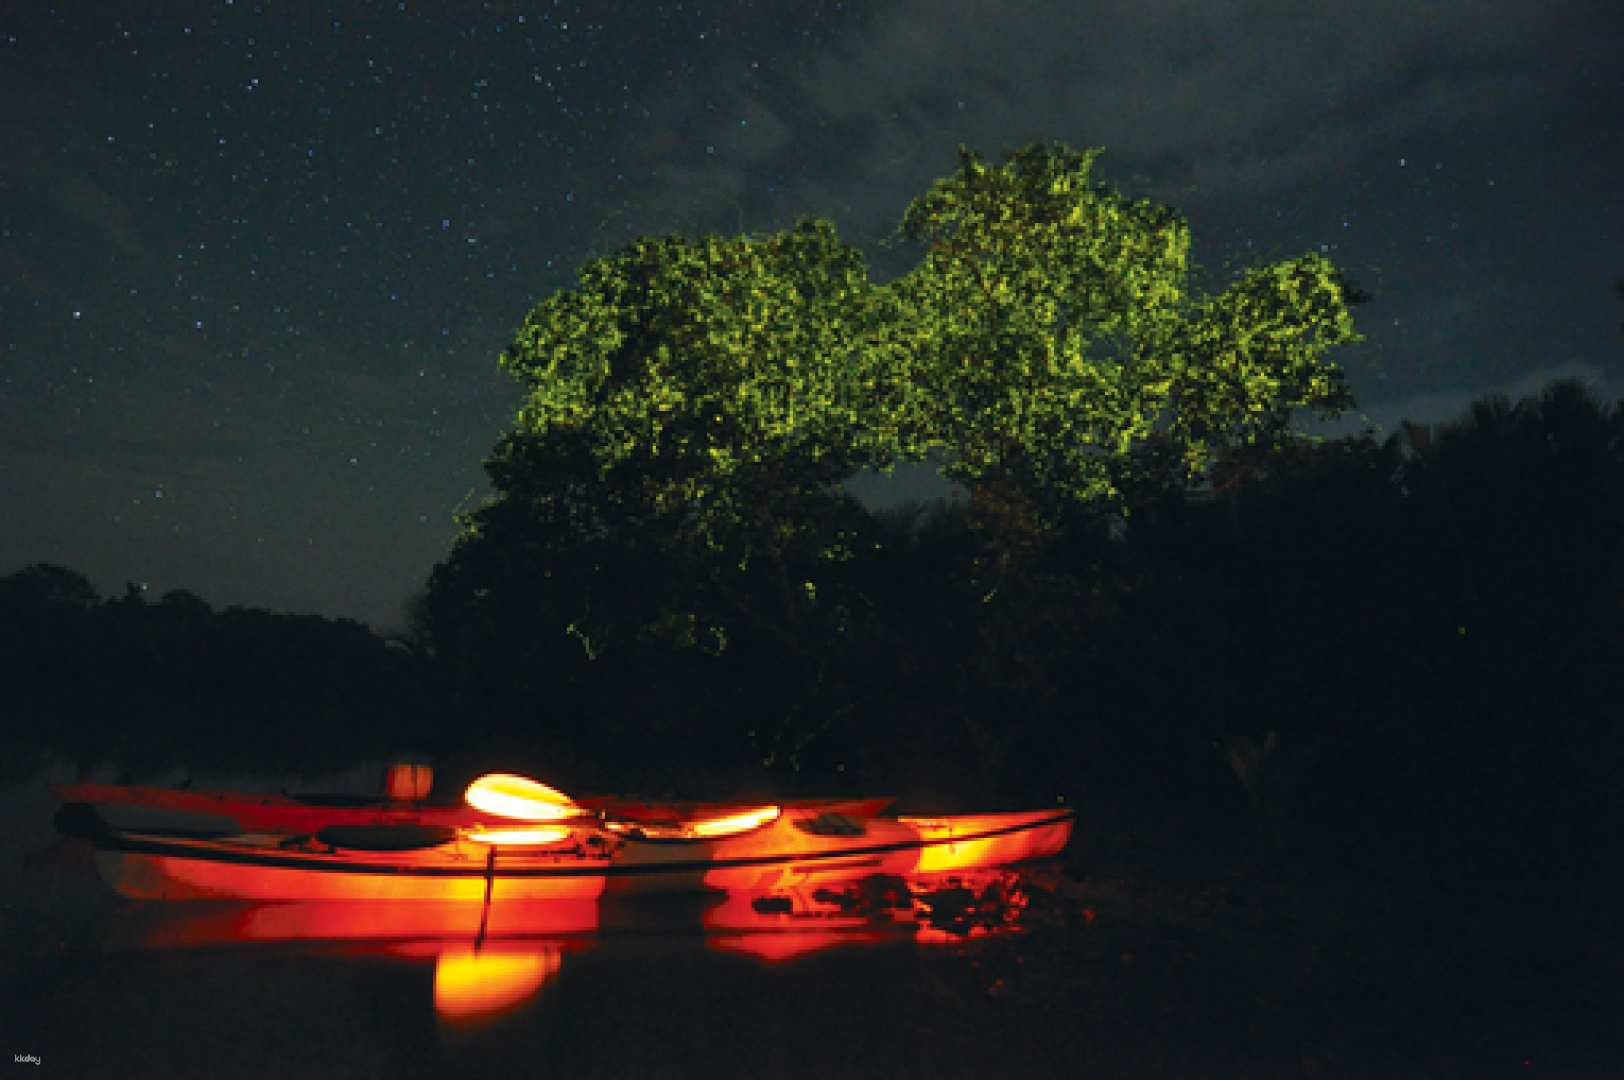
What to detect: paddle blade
<box><xmin>690</xmin><ymin>805</ymin><xmax>781</xmax><ymax>838</ymax></box>
<box><xmin>464</xmin><ymin>773</ymin><xmax>580</xmax><ymax>821</ymax></box>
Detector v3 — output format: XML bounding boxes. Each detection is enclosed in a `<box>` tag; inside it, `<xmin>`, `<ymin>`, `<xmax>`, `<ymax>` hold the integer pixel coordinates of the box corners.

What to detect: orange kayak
<box><xmin>57</xmin><ymin>799</ymin><xmax>1075</xmax><ymax>903</ymax></box>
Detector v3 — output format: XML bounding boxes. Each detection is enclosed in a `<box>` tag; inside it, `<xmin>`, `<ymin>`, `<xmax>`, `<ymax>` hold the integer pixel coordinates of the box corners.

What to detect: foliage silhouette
<box><xmin>0</xmin><ymin>573</ymin><xmax>439</xmax><ymax>780</ymax></box>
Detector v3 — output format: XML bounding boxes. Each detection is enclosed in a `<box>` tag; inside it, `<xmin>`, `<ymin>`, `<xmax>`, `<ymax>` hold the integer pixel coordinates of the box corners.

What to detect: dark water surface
<box><xmin>9</xmin><ymin>766</ymin><xmax>1619</xmax><ymax>1079</ymax></box>
<box><xmin>18</xmin><ymin>921</ymin><xmax>1040</xmax><ymax>1079</ymax></box>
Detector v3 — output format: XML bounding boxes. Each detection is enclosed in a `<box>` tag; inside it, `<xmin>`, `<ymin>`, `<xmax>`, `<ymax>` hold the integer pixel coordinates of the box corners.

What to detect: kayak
<box><xmin>59</xmin><ymin>801</ymin><xmax>1075</xmax><ymax>903</ymax></box>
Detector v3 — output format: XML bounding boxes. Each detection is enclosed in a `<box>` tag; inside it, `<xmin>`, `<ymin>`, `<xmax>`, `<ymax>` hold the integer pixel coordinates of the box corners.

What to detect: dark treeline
<box><xmin>0</xmin><ymin>574</ymin><xmax>440</xmax><ymax>778</ymax></box>
<box><xmin>6</xmin><ymin>378</ymin><xmax>1621</xmax><ymax>879</ymax></box>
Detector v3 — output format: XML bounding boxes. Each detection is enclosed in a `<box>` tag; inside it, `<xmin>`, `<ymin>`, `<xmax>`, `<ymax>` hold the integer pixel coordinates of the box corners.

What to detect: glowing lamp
<box><xmin>383</xmin><ymin>762</ymin><xmax>433</xmax><ymax>801</ymax></box>
<box><xmin>464</xmin><ymin>773</ymin><xmax>580</xmax><ymax>821</ymax></box>
<box><xmin>689</xmin><ymin>805</ymin><xmax>781</xmax><ymax>838</ymax></box>
<box><xmin>461</xmin><ymin>825</ymin><xmax>573</xmax><ymax>846</ymax></box>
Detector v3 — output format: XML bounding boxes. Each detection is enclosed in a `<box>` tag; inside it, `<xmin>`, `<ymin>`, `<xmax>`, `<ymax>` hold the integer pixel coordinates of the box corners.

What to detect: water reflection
<box><xmin>430</xmin><ymin>944</ymin><xmax>564</xmax><ymax>1023</ymax></box>
<box><xmin>110</xmin><ymin>871</ymin><xmax>1044</xmax><ymax>1023</ymax></box>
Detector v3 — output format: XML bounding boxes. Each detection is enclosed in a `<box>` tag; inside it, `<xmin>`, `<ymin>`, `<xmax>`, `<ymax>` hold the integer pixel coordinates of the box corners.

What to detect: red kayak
<box><xmin>54</xmin><ymin>771</ymin><xmax>1073</xmax><ymax>904</ymax></box>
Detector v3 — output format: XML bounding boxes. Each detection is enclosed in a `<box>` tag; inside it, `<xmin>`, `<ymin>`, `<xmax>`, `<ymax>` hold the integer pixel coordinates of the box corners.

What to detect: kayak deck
<box><xmin>82</xmin><ymin>806</ymin><xmax>1075</xmax><ymax>902</ymax></box>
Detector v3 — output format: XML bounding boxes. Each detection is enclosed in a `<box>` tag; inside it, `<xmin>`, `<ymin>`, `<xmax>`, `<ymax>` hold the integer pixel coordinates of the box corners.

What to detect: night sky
<box><xmin>3</xmin><ymin>1</ymin><xmax>1621</xmax><ymax>631</ymax></box>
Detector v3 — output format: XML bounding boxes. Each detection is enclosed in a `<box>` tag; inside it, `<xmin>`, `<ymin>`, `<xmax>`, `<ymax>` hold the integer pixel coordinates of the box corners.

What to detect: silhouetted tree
<box><xmin>426</xmin><ymin>141</ymin><xmax>1362</xmax><ymax>786</ymax></box>
<box><xmin>0</xmin><ymin>565</ymin><xmax>444</xmax><ymax>776</ymax></box>
<box><xmin>0</xmin><ymin>563</ymin><xmax>99</xmax><ymax>608</ymax></box>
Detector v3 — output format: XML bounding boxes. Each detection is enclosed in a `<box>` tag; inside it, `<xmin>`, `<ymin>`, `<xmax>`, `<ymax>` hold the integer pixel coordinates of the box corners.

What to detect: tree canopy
<box><xmin>493</xmin><ymin>142</ymin><xmax>1357</xmax><ymax>542</ymax></box>
<box><xmin>497</xmin><ymin>218</ymin><xmax>904</xmax><ymax>543</ymax></box>
<box><xmin>437</xmin><ymin>141</ymin><xmax>1362</xmax><ymax>680</ymax></box>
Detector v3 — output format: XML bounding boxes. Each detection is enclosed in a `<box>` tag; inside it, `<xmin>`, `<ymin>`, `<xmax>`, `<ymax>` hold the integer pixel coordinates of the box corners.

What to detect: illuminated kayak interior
<box><xmin>54</xmin><ymin>771</ymin><xmax>1074</xmax><ymax>903</ymax></box>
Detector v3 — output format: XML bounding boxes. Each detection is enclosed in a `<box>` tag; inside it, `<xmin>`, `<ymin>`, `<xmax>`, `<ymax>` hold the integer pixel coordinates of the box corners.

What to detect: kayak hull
<box><xmin>86</xmin><ymin>808</ymin><xmax>1075</xmax><ymax>903</ymax></box>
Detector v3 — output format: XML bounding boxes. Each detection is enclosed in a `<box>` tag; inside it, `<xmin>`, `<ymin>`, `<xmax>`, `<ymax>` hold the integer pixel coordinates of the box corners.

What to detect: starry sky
<box><xmin>3</xmin><ymin>1</ymin><xmax>1621</xmax><ymax>631</ymax></box>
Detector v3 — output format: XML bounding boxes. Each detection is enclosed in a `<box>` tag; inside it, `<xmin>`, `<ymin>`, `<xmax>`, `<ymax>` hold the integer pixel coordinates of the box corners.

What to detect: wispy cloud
<box><xmin>623</xmin><ymin>0</ymin><xmax>1578</xmax><ymax>235</ymax></box>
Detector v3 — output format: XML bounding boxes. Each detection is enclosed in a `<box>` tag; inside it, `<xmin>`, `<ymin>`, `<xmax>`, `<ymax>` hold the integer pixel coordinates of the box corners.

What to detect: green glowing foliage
<box><xmin>1166</xmin><ymin>253</ymin><xmax>1357</xmax><ymax>473</ymax></box>
<box><xmin>892</xmin><ymin>144</ymin><xmax>1190</xmax><ymax>504</ymax></box>
<box><xmin>491</xmin><ymin>141</ymin><xmax>1358</xmax><ymax>547</ymax></box>
<box><xmin>892</xmin><ymin>143</ymin><xmax>1355</xmax><ymax>505</ymax></box>
<box><xmin>498</xmin><ymin>219</ymin><xmax>906</xmax><ymax>543</ymax></box>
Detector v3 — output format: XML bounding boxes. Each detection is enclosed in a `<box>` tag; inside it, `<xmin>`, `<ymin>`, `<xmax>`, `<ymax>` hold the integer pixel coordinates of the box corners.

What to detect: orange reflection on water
<box><xmin>708</xmin><ymin>928</ymin><xmax>890</xmax><ymax>962</ymax></box>
<box><xmin>698</xmin><ymin>876</ymin><xmax>1026</xmax><ymax>963</ymax></box>
<box><xmin>113</xmin><ymin>879</ymin><xmax>1043</xmax><ymax>1028</ymax></box>
<box><xmin>432</xmin><ymin>944</ymin><xmax>563</xmax><ymax>1022</ymax></box>
<box><xmin>703</xmin><ymin>891</ymin><xmax>895</xmax><ymax>962</ymax></box>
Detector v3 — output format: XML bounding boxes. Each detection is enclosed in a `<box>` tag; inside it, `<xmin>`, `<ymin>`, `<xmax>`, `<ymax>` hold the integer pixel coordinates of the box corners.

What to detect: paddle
<box><xmin>453</xmin><ymin>774</ymin><xmax>582</xmax><ymax>849</ymax></box>
<box><xmin>462</xmin><ymin>773</ymin><xmax>584</xmax><ymax>822</ymax></box>
<box><xmin>463</xmin><ymin>773</ymin><xmax>782</xmax><ymax>840</ymax></box>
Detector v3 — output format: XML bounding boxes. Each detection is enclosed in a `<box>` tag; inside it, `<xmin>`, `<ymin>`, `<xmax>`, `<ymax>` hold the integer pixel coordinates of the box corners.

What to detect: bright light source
<box><xmin>690</xmin><ymin>805</ymin><xmax>781</xmax><ymax>838</ymax></box>
<box><xmin>462</xmin><ymin>825</ymin><xmax>573</xmax><ymax>846</ymax></box>
<box><xmin>464</xmin><ymin>773</ymin><xmax>580</xmax><ymax>821</ymax></box>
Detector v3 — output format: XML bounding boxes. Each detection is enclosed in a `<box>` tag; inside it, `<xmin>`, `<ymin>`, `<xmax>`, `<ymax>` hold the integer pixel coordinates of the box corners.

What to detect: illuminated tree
<box><xmin>496</xmin><ymin>219</ymin><xmax>906</xmax><ymax>550</ymax></box>
<box><xmin>892</xmin><ymin>144</ymin><xmax>1356</xmax><ymax>520</ymax></box>
<box><xmin>450</xmin><ymin>142</ymin><xmax>1360</xmax><ymax>663</ymax></box>
<box><xmin>497</xmin><ymin>145</ymin><xmax>1354</xmax><ymax>534</ymax></box>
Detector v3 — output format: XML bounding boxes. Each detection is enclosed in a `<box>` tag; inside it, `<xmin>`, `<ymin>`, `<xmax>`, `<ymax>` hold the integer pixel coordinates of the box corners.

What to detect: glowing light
<box><xmin>689</xmin><ymin>804</ymin><xmax>780</xmax><ymax>838</ymax></box>
<box><xmin>461</xmin><ymin>824</ymin><xmax>572</xmax><ymax>846</ymax></box>
<box><xmin>464</xmin><ymin>773</ymin><xmax>580</xmax><ymax>821</ymax></box>
<box><xmin>383</xmin><ymin>763</ymin><xmax>433</xmax><ymax>801</ymax></box>
<box><xmin>434</xmin><ymin>945</ymin><xmax>561</xmax><ymax>1022</ymax></box>
<box><xmin>899</xmin><ymin>812</ymin><xmax>1073</xmax><ymax>875</ymax></box>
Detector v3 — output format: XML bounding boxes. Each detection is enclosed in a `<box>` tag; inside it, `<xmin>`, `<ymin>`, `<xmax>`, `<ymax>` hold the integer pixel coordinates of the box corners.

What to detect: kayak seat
<box><xmin>313</xmin><ymin>825</ymin><xmax>459</xmax><ymax>851</ymax></box>
<box><xmin>53</xmin><ymin>802</ymin><xmax>111</xmax><ymax>841</ymax></box>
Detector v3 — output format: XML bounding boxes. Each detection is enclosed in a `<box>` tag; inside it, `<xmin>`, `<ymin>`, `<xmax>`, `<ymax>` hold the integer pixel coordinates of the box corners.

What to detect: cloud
<box><xmin>1313</xmin><ymin>360</ymin><xmax>1624</xmax><ymax>440</ymax></box>
<box><xmin>622</xmin><ymin>0</ymin><xmax>1578</xmax><ymax>235</ymax></box>
<box><xmin>0</xmin><ymin>122</ymin><xmax>153</xmax><ymax>260</ymax></box>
